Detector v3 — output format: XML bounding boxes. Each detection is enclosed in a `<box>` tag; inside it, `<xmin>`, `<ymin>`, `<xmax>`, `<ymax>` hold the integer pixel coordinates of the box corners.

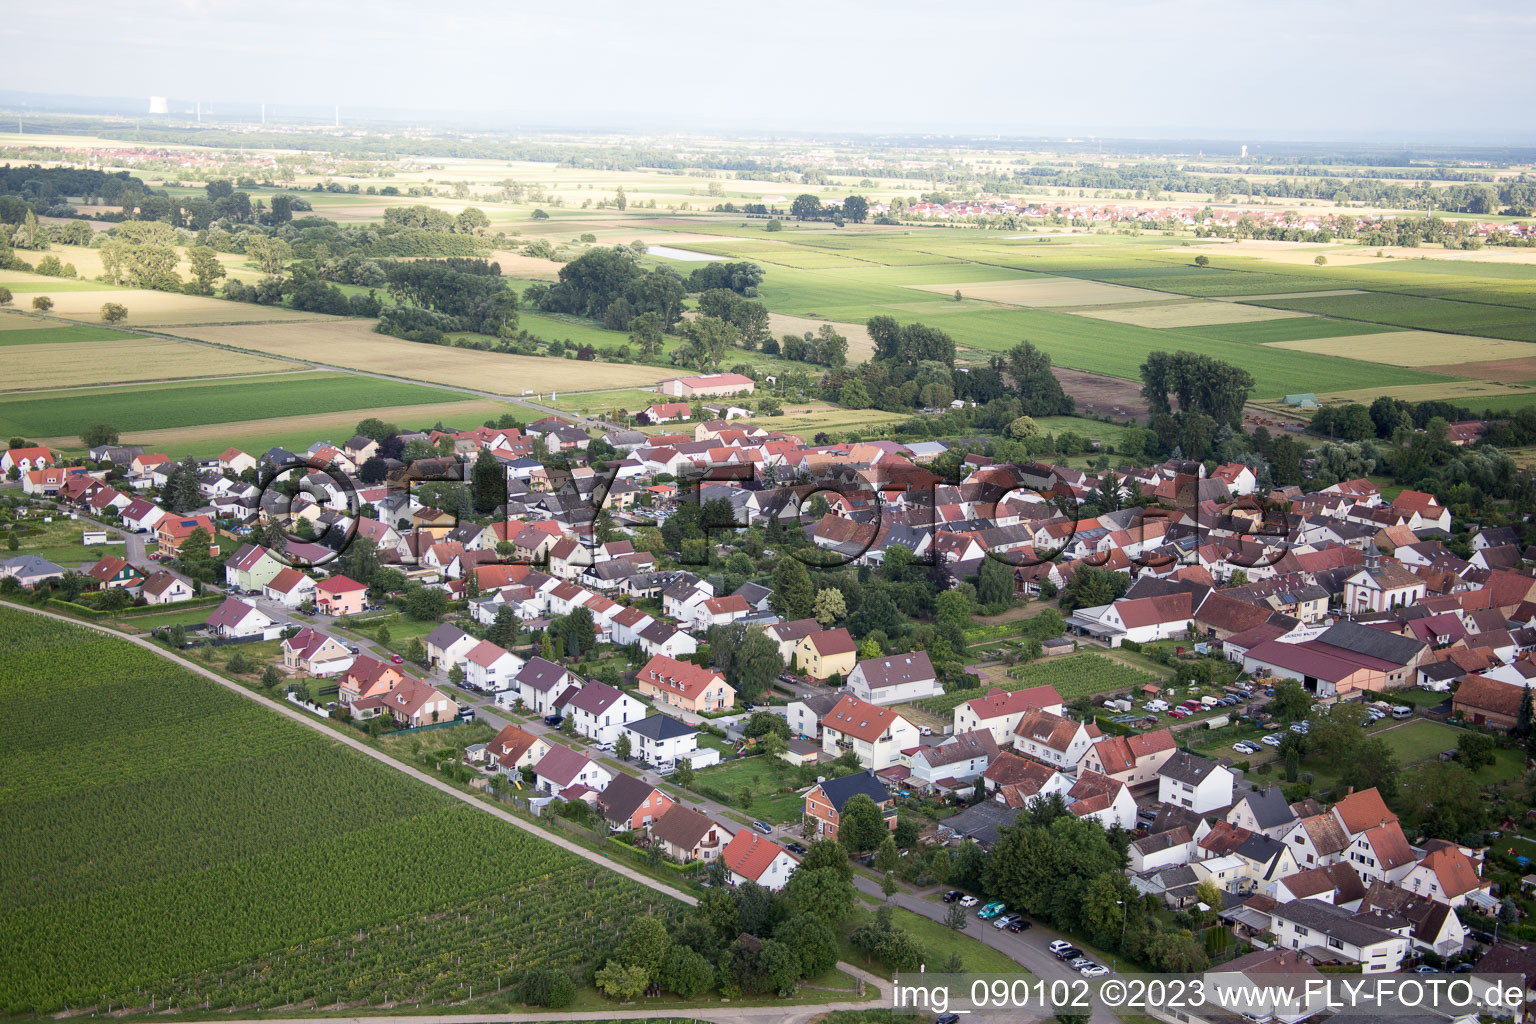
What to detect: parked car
<box><xmin>1054</xmin><ymin>946</ymin><xmax>1084</xmax><ymax>961</ymax></box>
<box><xmin>1289</xmin><ymin>721</ymin><xmax>1309</xmax><ymax>734</ymax></box>
<box><xmin>1080</xmin><ymin>964</ymin><xmax>1110</xmax><ymax>978</ymax></box>
<box><xmin>1145</xmin><ymin>700</ymin><xmax>1169</xmax><ymax>712</ymax></box>
<box><xmin>1070</xmin><ymin>958</ymin><xmax>1094</xmax><ymax>971</ymax></box>
<box><xmin>959</xmin><ymin>895</ymin><xmax>979</xmax><ymax>908</ymax></box>
<box><xmin>1391</xmin><ymin>705</ymin><xmax>1413</xmax><ymax>719</ymax></box>
<box><xmin>655</xmin><ymin>763</ymin><xmax>676</xmax><ymax>777</ymax></box>
<box><xmin>752</xmin><ymin>820</ymin><xmax>773</xmax><ymax>836</ymax></box>
<box><xmin>390</xmin><ymin>654</ymin><xmax>404</xmax><ymax>665</ymax></box>
<box><xmin>1005</xmin><ymin>917</ymin><xmax>1030</xmax><ymax>933</ymax></box>
<box><xmin>936</xmin><ymin>1015</ymin><xmax>961</xmax><ymax>1024</ymax></box>
<box><xmin>1169</xmin><ymin>707</ymin><xmax>1191</xmax><ymax>718</ymax></box>
<box><xmin>1048</xmin><ymin>940</ymin><xmax>1075</xmax><ymax>954</ymax></box>
<box><xmin>786</xmin><ymin>842</ymin><xmax>808</xmax><ymax>855</ymax></box>
<box><xmin>1413</xmin><ymin>965</ymin><xmax>1437</xmax><ymax>974</ymax></box>
<box><xmin>977</xmin><ymin>901</ymin><xmax>1006</xmax><ymax>919</ymax></box>
<box><xmin>1261</xmin><ymin>733</ymin><xmax>1284</xmax><ymax>747</ymax></box>
<box><xmin>994</xmin><ymin>913</ymin><xmax>1022</xmax><ymax>929</ymax></box>
<box><xmin>942</xmin><ymin>890</ymin><xmax>964</xmax><ymax>903</ymax></box>
<box><xmin>346</xmin><ymin>644</ymin><xmax>360</xmax><ymax>655</ymax></box>
<box><xmin>544</xmin><ymin>714</ymin><xmax>564</xmax><ymax>727</ymax></box>
<box><xmin>456</xmin><ymin>706</ymin><xmax>475</xmax><ymax>722</ymax></box>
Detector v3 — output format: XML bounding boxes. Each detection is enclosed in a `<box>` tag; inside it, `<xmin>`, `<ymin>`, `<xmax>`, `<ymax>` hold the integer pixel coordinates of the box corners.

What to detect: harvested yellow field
<box><xmin>1072</xmin><ymin>300</ymin><xmax>1310</xmax><ymax>328</ymax></box>
<box><xmin>1221</xmin><ymin>289</ymin><xmax>1367</xmax><ymax>301</ymax></box>
<box><xmin>11</xmin><ymin>244</ymin><xmax>264</xmax><ymax>286</ymax></box>
<box><xmin>175</xmin><ymin>318</ymin><xmax>671</xmax><ymax>395</ymax></box>
<box><xmin>0</xmin><ymin>283</ymin><xmax>324</xmax><ymax>327</ymax></box>
<box><xmin>767</xmin><ymin>313</ymin><xmax>875</xmax><ymax>360</ymax></box>
<box><xmin>486</xmin><ymin>250</ymin><xmax>563</xmax><ymax>280</ymax></box>
<box><xmin>0</xmin><ymin>339</ymin><xmax>299</xmax><ymax>391</ymax></box>
<box><xmin>1264</xmin><ymin>331</ymin><xmax>1535</xmax><ymax>366</ymax></box>
<box><xmin>907</xmin><ymin>277</ymin><xmax>1156</xmax><ymax>307</ymax></box>
<box><xmin>1314</xmin><ymin>380</ymin><xmax>1536</xmax><ymax>405</ymax></box>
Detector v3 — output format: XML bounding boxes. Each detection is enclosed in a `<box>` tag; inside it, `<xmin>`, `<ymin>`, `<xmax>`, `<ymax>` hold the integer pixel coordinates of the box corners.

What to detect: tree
<box><xmin>100</xmin><ymin>302</ymin><xmax>128</xmax><ymax>323</ymax></box>
<box><xmin>618</xmin><ymin>915</ymin><xmax>670</xmax><ymax>982</ymax></box>
<box><xmin>772</xmin><ymin>556</ymin><xmax>815</xmax><ymax>619</ymax></box>
<box><xmin>1314</xmin><ymin>254</ymin><xmax>1328</xmax><ymax>266</ymax></box>
<box><xmin>659</xmin><ymin>945</ymin><xmax>713</xmax><ymax>998</ymax></box>
<box><xmin>881</xmin><ymin>871</ymin><xmax>898</xmax><ymax>899</ymax></box>
<box><xmin>244</xmin><ymin>235</ymin><xmax>292</xmax><ymax>275</ymax></box>
<box><xmin>471</xmin><ymin>449</ymin><xmax>504</xmax><ymax>514</ymax></box>
<box><xmin>675</xmin><ymin>315</ymin><xmax>737</xmax><ymax>372</ymax></box>
<box><xmin>1516</xmin><ymin>686</ymin><xmax>1534</xmax><ymax>740</ymax></box>
<box><xmin>791</xmin><ymin>194</ymin><xmax>822</xmax><ymax>221</ymax></box>
<box><xmin>1194</xmin><ymin>254</ymin><xmax>1210</xmax><ymax>268</ymax></box>
<box><xmin>1005</xmin><ymin>341</ymin><xmax>1074</xmax><ymax>416</ymax></box>
<box><xmin>80</xmin><ymin>422</ymin><xmax>120</xmax><ymax>447</ymax></box>
<box><xmin>785</xmin><ymin>840</ymin><xmax>856</xmax><ymax>924</ymax></box>
<box><xmin>615</xmin><ymin>733</ymin><xmax>632</xmax><ymax>760</ymax></box>
<box><xmin>1269</xmin><ymin>680</ymin><xmax>1313</xmax><ymax>723</ymax></box>
<box><xmin>518</xmin><ymin>966</ymin><xmax>575</xmax><ymax>1008</ymax></box>
<box><xmin>977</xmin><ymin>554</ymin><xmax>1014</xmax><ymax>609</ymax></box>
<box><xmin>842</xmin><ymin>196</ymin><xmax>869</xmax><ymax>223</ymax></box>
<box><xmin>32</xmin><ymin>296</ymin><xmax>53</xmax><ymax>312</ymax></box>
<box><xmin>455</xmin><ymin>207</ymin><xmax>490</xmax><ymax>235</ymax></box>
<box><xmin>774</xmin><ymin>914</ymin><xmax>838</xmax><ymax>977</ymax></box>
<box><xmin>186</xmin><ymin>246</ymin><xmax>226</xmax><ymax>294</ymax></box>
<box><xmin>404</xmin><ymin>587</ymin><xmax>448</xmax><ymax>621</ymax></box>
<box><xmin>0</xmin><ymin>286</ymin><xmax>10</xmax><ymax>305</ymax></box>
<box><xmin>874</xmin><ymin>835</ymin><xmax>900</xmax><ymax>873</ymax></box>
<box><xmin>1399</xmin><ymin>760</ymin><xmax>1486</xmax><ymax>839</ymax></box>
<box><xmin>1145</xmin><ymin>930</ymin><xmax>1209</xmax><ymax>973</ymax></box>
<box><xmin>837</xmin><ymin>794</ymin><xmax>886</xmax><ymax>853</ymax></box>
<box><xmin>1457</xmin><ymin>731</ymin><xmax>1496</xmax><ymax>773</ymax></box>
<box><xmin>594</xmin><ymin>960</ymin><xmax>649</xmax><ymax>1001</ymax></box>
<box><xmin>812</xmin><ymin>587</ymin><xmax>846</xmax><ymax>626</ymax></box>
<box><xmin>945</xmin><ymin>900</ymin><xmax>969</xmax><ymax>931</ymax></box>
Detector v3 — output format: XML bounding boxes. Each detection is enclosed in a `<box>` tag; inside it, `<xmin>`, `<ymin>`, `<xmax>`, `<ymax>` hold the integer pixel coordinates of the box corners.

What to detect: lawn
<box><xmin>837</xmin><ymin>905</ymin><xmax>1031</xmax><ymax>980</ymax></box>
<box><xmin>0</xmin><ymin>371</ymin><xmax>470</xmax><ymax>442</ymax></box>
<box><xmin>0</xmin><ymin>516</ymin><xmax>115</xmax><ymax>567</ymax></box>
<box><xmin>0</xmin><ymin>607</ymin><xmax>667</xmax><ymax>1015</ymax></box>
<box><xmin>1374</xmin><ymin>718</ymin><xmax>1464</xmax><ymax>764</ymax></box>
<box><xmin>692</xmin><ymin>754</ymin><xmax>809</xmax><ymax>824</ymax></box>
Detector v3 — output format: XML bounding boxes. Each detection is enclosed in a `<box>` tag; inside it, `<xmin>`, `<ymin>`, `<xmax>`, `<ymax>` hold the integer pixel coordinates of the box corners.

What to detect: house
<box><xmin>352</xmin><ymin>676</ymin><xmax>458</xmax><ymax>729</ymax></box>
<box><xmin>1267</xmin><ymin>898</ymin><xmax>1410</xmax><ymax>973</ymax></box>
<box><xmin>1400</xmin><ymin>845</ymin><xmax>1487</xmax><ymax>908</ymax></box>
<box><xmin>1271</xmin><ymin>862</ymin><xmax>1369</xmax><ymax>906</ymax></box>
<box><xmin>804</xmin><ymin>772</ymin><xmax>896</xmax><ymax>841</ymax></box>
<box><xmin>624</xmin><ymin>714</ymin><xmax>699</xmax><ymax>767</ymax></box>
<box><xmin>786</xmin><ymin>691</ymin><xmax>841</xmax><ymax>740</ymax></box>
<box><xmin>262</xmin><ymin>566</ymin><xmax>317</xmax><ymax>609</ymax></box>
<box><xmin>341</xmin><ymin>656</ymin><xmax>408</xmax><ymax>706</ymax></box>
<box><xmin>597</xmin><ymin>774</ymin><xmax>674</xmax><ymax>831</ymax></box>
<box><xmin>1228</xmin><ymin>787</ymin><xmax>1300</xmax><ymax>839</ymax></box>
<box><xmin>1330</xmin><ymin>787</ymin><xmax>1399</xmax><ymax>841</ymax></box>
<box><xmin>483</xmin><ymin>723</ymin><xmax>551</xmax><ymax>775</ymax></box>
<box><xmin>0</xmin><ymin>554</ymin><xmax>63</xmax><ymax>588</ymax></box>
<box><xmin>1065</xmin><ymin>769</ymin><xmax>1137</xmax><ymax>830</ymax></box>
<box><xmin>764</xmin><ymin>618</ymin><xmax>820</xmax><ymax>662</ymax></box>
<box><xmin>1078</xmin><ymin>728</ymin><xmax>1177</xmax><ymax>786</ymax></box>
<box><xmin>1011</xmin><ymin>709</ymin><xmax>1093</xmax><ymax>771</ymax></box>
<box><xmin>275</xmin><ymin>622</ymin><xmax>354</xmax><ymax>674</ymax></box>
<box><xmin>121</xmin><ymin>497</ymin><xmax>167</xmax><ymax>534</ymax></box>
<box><xmin>792</xmin><ymin>628</ymin><xmax>859</xmax><ymax>680</ymax></box>
<box><xmin>140</xmin><ymin>570</ymin><xmax>193</xmax><ymax>605</ymax></box>
<box><xmin>1158</xmin><ymin>752</ymin><xmax>1234</xmax><ymax>814</ymax></box>
<box><xmin>423</xmin><ymin>623</ymin><xmax>478</xmax><ymax>672</ymax></box>
<box><xmin>157</xmin><ymin>515</ymin><xmax>218</xmax><ymax>557</ymax></box>
<box><xmin>1358</xmin><ymin>882</ymin><xmax>1467</xmax><ymax>957</ymax></box>
<box><xmin>1</xmin><ymin>446</ymin><xmax>54</xmax><ymax>474</ymax></box>
<box><xmin>532</xmin><ymin>743</ymin><xmax>614</xmax><ymax>797</ymax></box>
<box><xmin>639</xmin><ymin>401</ymin><xmax>693</xmax><ymax>425</ymax></box>
<box><xmin>820</xmin><ymin>694</ymin><xmax>919</xmax><ymax>770</ymax></box>
<box><xmin>905</xmin><ymin>730</ymin><xmax>999</xmax><ymax>789</ymax></box>
<box><xmin>1343</xmin><ymin>545</ymin><xmax>1426</xmax><ymax>614</ymax></box>
<box><xmin>1280</xmin><ymin>813</ymin><xmax>1353</xmax><ymax>870</ymax></box>
<box><xmin>85</xmin><ymin>555</ymin><xmax>143</xmax><ymax>591</ymax></box>
<box><xmin>461</xmin><ymin>640</ymin><xmax>523</xmax><ymax>693</ymax></box>
<box><xmin>847</xmin><ymin>650</ymin><xmax>943</xmax><ymax>705</ymax></box>
<box><xmin>1130</xmin><ymin>827</ymin><xmax>1197</xmax><ymax>873</ymax></box>
<box><xmin>953</xmin><ymin>685</ymin><xmax>1065</xmax><ymax>744</ymax></box>
<box><xmin>721</xmin><ymin>831</ymin><xmax>798</xmax><ymax>891</ymax></box>
<box><xmin>657</xmin><ymin>372</ymin><xmax>755</xmax><ymax>398</ymax></box>
<box><xmin>1345</xmin><ymin>821</ymin><xmax>1416</xmax><ymax>884</ymax></box>
<box><xmin>499</xmin><ymin>656</ymin><xmax>576</xmax><ymax>716</ymax></box>
<box><xmin>204</xmin><ymin>597</ymin><xmax>279</xmax><ymax>639</ymax></box>
<box><xmin>693</xmin><ymin>593</ymin><xmax>751</xmax><ymax>631</ymax></box>
<box><xmin>315</xmin><ymin>575</ymin><xmax>368</xmax><ymax>615</ymax></box>
<box><xmin>566</xmin><ymin>681</ymin><xmax>648</xmax><ymax>745</ymax></box>
<box><xmin>647</xmin><ymin>805</ymin><xmax>730</xmax><ymax>863</ymax></box>
<box><xmin>225</xmin><ymin>543</ymin><xmax>285</xmax><ymax>591</ymax></box>
<box><xmin>1452</xmin><ymin>674</ymin><xmax>1529</xmax><ymax>730</ymax></box>
<box><xmin>636</xmin><ymin>654</ymin><xmax>735</xmax><ymax>713</ymax></box>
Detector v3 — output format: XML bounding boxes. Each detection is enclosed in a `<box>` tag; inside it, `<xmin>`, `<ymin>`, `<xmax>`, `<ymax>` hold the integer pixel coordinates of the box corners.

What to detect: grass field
<box><xmin>0</xmin><ymin>607</ymin><xmax>666</xmax><ymax>1015</ymax></box>
<box><xmin>176</xmin><ymin>318</ymin><xmax>671</xmax><ymax>396</ymax></box>
<box><xmin>0</xmin><ymin>275</ymin><xmax>324</xmax><ymax>327</ymax></box>
<box><xmin>0</xmin><ymin>324</ymin><xmax>129</xmax><ymax>345</ymax></box>
<box><xmin>0</xmin><ymin>516</ymin><xmax>117</xmax><ymax>566</ymax></box>
<box><xmin>0</xmin><ymin>371</ymin><xmax>469</xmax><ymax>440</ymax></box>
<box><xmin>1070</xmin><ymin>299</ymin><xmax>1309</xmax><ymax>328</ymax></box>
<box><xmin>692</xmin><ymin>754</ymin><xmax>808</xmax><ymax>824</ymax></box>
<box><xmin>1264</xmin><ymin>330</ymin><xmax>1536</xmax><ymax>367</ymax></box>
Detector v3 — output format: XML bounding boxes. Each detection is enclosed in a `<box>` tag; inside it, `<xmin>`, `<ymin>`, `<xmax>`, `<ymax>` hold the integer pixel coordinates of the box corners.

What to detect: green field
<box><xmin>908</xmin><ymin>655</ymin><xmax>1161</xmax><ymax>715</ymax></box>
<box><xmin>0</xmin><ymin>371</ymin><xmax>467</xmax><ymax>439</ymax></box>
<box><xmin>692</xmin><ymin>754</ymin><xmax>810</xmax><ymax>824</ymax></box>
<box><xmin>0</xmin><ymin>325</ymin><xmax>130</xmax><ymax>346</ymax></box>
<box><xmin>0</xmin><ymin>608</ymin><xmax>664</xmax><ymax>1015</ymax></box>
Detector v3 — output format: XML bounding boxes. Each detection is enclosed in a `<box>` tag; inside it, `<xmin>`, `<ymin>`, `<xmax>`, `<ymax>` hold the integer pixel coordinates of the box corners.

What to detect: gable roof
<box><xmin>532</xmin><ymin>743</ymin><xmax>594</xmax><ymax>787</ymax></box>
<box><xmin>721</xmin><ymin>830</ymin><xmax>792</xmax><ymax>880</ymax></box>
<box><xmin>823</xmin><ymin>695</ymin><xmax>909</xmax><ymax>743</ymax></box>
<box><xmin>1332</xmin><ymin>787</ymin><xmax>1399</xmax><ymax>835</ymax></box>
<box><xmin>814</xmin><ymin>771</ymin><xmax>889</xmax><ymax>814</ymax></box>
<box><xmin>854</xmin><ymin>650</ymin><xmax>936</xmax><ymax>689</ymax></box>
<box><xmin>597</xmin><ymin>773</ymin><xmax>663</xmax><ymax>823</ymax></box>
<box><xmin>649</xmin><ymin>804</ymin><xmax>719</xmax><ymax>850</ymax></box>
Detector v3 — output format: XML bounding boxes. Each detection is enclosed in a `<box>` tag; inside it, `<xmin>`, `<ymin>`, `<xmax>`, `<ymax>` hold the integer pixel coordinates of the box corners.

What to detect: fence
<box><xmin>378</xmin><ymin>718</ymin><xmax>467</xmax><ymax>737</ymax></box>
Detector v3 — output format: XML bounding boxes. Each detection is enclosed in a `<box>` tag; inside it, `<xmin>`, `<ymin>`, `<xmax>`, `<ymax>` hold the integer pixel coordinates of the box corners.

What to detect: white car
<box><xmin>1048</xmin><ymin>939</ymin><xmax>1074</xmax><ymax>954</ymax></box>
<box><xmin>1145</xmin><ymin>700</ymin><xmax>1169</xmax><ymax>713</ymax></box>
<box><xmin>1261</xmin><ymin>733</ymin><xmax>1284</xmax><ymax>747</ymax></box>
<box><xmin>1080</xmin><ymin>964</ymin><xmax>1110</xmax><ymax>978</ymax></box>
<box><xmin>959</xmin><ymin>895</ymin><xmax>980</xmax><ymax>908</ymax></box>
<box><xmin>1232</xmin><ymin>741</ymin><xmax>1259</xmax><ymax>754</ymax></box>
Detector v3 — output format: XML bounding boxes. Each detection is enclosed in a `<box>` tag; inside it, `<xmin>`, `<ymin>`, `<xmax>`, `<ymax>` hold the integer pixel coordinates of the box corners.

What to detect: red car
<box><xmin>390</xmin><ymin>654</ymin><xmax>404</xmax><ymax>665</ymax></box>
<box><xmin>1169</xmin><ymin>707</ymin><xmax>1191</xmax><ymax>718</ymax></box>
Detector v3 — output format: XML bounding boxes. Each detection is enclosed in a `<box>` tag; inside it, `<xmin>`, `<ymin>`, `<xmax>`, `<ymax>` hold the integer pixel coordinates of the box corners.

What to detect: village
<box><xmin>7</xmin><ymin>357</ymin><xmax>1536</xmax><ymax>1005</ymax></box>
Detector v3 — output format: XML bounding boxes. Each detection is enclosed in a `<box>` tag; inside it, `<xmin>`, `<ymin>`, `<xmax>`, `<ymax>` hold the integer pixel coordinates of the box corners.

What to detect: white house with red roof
<box><xmin>121</xmin><ymin>497</ymin><xmax>167</xmax><ymax>534</ymax></box>
<box><xmin>141</xmin><ymin>570</ymin><xmax>194</xmax><ymax>605</ymax></box>
<box><xmin>693</xmin><ymin>593</ymin><xmax>750</xmax><ymax>631</ymax></box>
<box><xmin>1401</xmin><ymin>845</ymin><xmax>1488</xmax><ymax>908</ymax></box>
<box><xmin>720</xmin><ymin>831</ymin><xmax>798</xmax><ymax>891</ymax></box>
<box><xmin>1</xmin><ymin>446</ymin><xmax>54</xmax><ymax>474</ymax></box>
<box><xmin>821</xmin><ymin>694</ymin><xmax>919</xmax><ymax>770</ymax></box>
<box><xmin>1079</xmin><ymin>727</ymin><xmax>1178</xmax><ymax>786</ymax></box>
<box><xmin>1012</xmin><ymin>709</ymin><xmax>1094</xmax><ymax>770</ymax></box>
<box><xmin>847</xmin><ymin>650</ymin><xmax>942</xmax><ymax>705</ymax></box>
<box><xmin>637</xmin><ymin>653</ymin><xmax>735</xmax><ymax>713</ymax></box>
<box><xmin>281</xmin><ymin>626</ymin><xmax>355</xmax><ymax>677</ymax></box>
<box><xmin>952</xmin><ymin>685</ymin><xmax>1065</xmax><ymax>744</ymax></box>
<box><xmin>462</xmin><ymin>640</ymin><xmax>523</xmax><ymax>693</ymax></box>
<box><xmin>217</xmin><ymin>448</ymin><xmax>257</xmax><ymax>476</ymax></box>
<box><xmin>262</xmin><ymin>567</ymin><xmax>317</xmax><ymax>609</ymax></box>
<box><xmin>352</xmin><ymin>676</ymin><xmax>457</xmax><ymax>729</ymax></box>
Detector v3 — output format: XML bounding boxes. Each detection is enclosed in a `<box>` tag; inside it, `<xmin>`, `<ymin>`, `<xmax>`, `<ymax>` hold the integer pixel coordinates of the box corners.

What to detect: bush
<box><xmin>101</xmin><ymin>302</ymin><xmax>128</xmax><ymax>323</ymax></box>
<box><xmin>32</xmin><ymin>296</ymin><xmax>53</xmax><ymax>312</ymax></box>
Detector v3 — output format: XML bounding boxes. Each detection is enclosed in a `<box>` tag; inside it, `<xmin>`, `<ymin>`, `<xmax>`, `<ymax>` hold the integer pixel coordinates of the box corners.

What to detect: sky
<box><xmin>5</xmin><ymin>0</ymin><xmax>1536</xmax><ymax>141</ymax></box>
